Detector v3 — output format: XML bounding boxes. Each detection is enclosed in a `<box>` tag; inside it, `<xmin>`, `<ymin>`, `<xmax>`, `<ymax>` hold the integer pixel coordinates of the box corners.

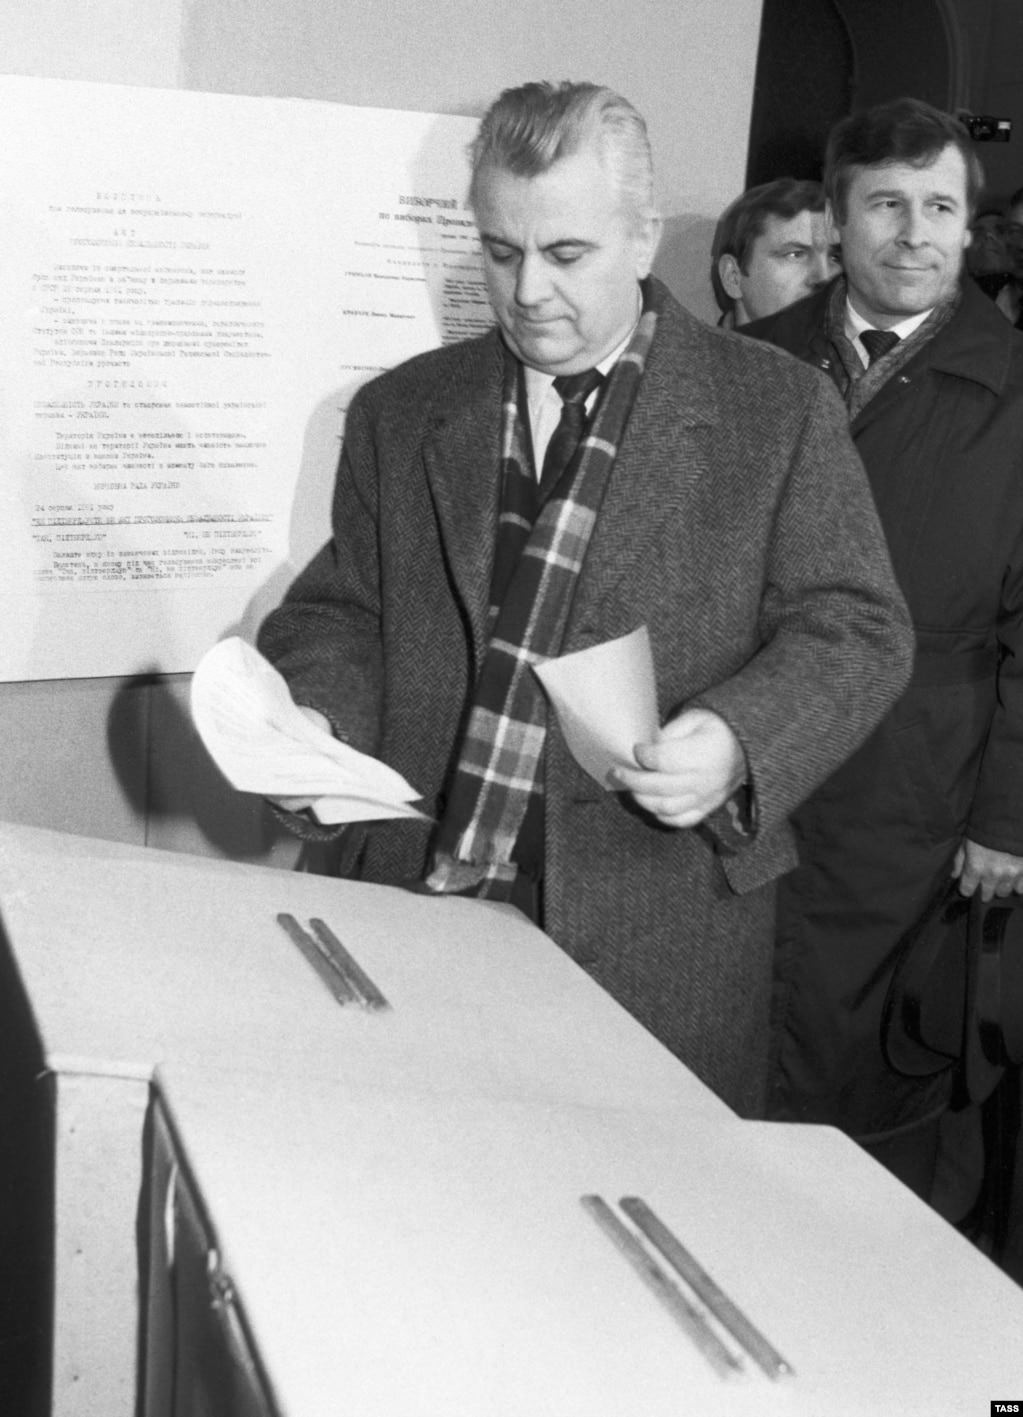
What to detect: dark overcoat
<box><xmin>747</xmin><ymin>278</ymin><xmax>1023</xmax><ymax>1136</ymax></box>
<box><xmin>258</xmin><ymin>282</ymin><xmax>913</xmax><ymax>1117</ymax></box>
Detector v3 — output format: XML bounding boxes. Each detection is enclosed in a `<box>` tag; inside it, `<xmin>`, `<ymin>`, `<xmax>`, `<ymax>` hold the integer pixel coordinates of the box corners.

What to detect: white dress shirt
<box><xmin>522</xmin><ymin>329</ymin><xmax>634</xmax><ymax>477</ymax></box>
<box><xmin>844</xmin><ymin>299</ymin><xmax>932</xmax><ymax>369</ymax></box>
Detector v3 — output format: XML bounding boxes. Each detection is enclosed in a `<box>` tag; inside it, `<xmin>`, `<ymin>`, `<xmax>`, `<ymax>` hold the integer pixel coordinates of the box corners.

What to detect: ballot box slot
<box><xmin>275</xmin><ymin>913</ymin><xmax>391</xmax><ymax>1011</ymax></box>
<box><xmin>618</xmin><ymin>1195</ymin><xmax>793</xmax><ymax>1380</ymax></box>
<box><xmin>580</xmin><ymin>1193</ymin><xmax>793</xmax><ymax>1382</ymax></box>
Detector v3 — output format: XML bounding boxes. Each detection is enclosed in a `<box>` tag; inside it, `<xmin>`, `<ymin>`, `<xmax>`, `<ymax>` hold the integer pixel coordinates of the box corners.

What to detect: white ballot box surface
<box><xmin>148</xmin><ymin>1069</ymin><xmax>1023</xmax><ymax>1417</ymax></box>
<box><xmin>0</xmin><ymin>820</ymin><xmax>725</xmax><ymax>1416</ymax></box>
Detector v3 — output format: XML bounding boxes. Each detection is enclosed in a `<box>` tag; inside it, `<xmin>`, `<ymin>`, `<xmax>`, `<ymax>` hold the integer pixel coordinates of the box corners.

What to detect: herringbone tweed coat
<box><xmin>258</xmin><ymin>280</ymin><xmax>913</xmax><ymax>1116</ymax></box>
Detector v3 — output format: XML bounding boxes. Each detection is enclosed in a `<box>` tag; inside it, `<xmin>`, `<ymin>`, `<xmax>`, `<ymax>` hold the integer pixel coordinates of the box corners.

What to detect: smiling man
<box><xmin>745</xmin><ymin>98</ymin><xmax>1023</xmax><ymax>1204</ymax></box>
<box><xmin>256</xmin><ymin>82</ymin><xmax>912</xmax><ymax>1118</ymax></box>
<box><xmin>711</xmin><ymin>178</ymin><xmax>841</xmax><ymax>327</ymax></box>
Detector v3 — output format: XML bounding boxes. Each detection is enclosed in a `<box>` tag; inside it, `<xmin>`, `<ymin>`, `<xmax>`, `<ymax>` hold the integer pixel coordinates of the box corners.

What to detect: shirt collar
<box><xmin>523</xmin><ymin>326</ymin><xmax>634</xmax><ymax>412</ymax></box>
<box><xmin>844</xmin><ymin>297</ymin><xmax>933</xmax><ymax>346</ymax></box>
<box><xmin>521</xmin><ymin>282</ymin><xmax>642</xmax><ymax>413</ymax></box>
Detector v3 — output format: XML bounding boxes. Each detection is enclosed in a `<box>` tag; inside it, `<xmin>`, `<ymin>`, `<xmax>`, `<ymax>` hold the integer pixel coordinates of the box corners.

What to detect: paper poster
<box><xmin>0</xmin><ymin>76</ymin><xmax>488</xmax><ymax>680</ymax></box>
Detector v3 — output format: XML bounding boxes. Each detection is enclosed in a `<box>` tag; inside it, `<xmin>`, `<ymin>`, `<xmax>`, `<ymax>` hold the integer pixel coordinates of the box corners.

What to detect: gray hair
<box><xmin>467</xmin><ymin>81</ymin><xmax>656</xmax><ymax>225</ymax></box>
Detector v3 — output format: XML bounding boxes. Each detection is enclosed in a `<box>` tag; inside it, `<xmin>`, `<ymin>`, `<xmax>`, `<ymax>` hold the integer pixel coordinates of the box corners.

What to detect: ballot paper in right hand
<box><xmin>533</xmin><ymin>626</ymin><xmax>659</xmax><ymax>788</ymax></box>
<box><xmin>190</xmin><ymin>636</ymin><xmax>428</xmax><ymax>824</ymax></box>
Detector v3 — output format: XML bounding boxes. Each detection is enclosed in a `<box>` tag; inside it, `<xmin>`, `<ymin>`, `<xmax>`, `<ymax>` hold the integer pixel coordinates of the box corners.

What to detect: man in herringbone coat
<box><xmin>258</xmin><ymin>82</ymin><xmax>913</xmax><ymax>1117</ymax></box>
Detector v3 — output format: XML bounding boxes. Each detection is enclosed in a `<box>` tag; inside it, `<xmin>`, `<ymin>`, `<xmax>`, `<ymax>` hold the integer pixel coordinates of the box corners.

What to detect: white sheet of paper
<box><xmin>534</xmin><ymin>626</ymin><xmax>658</xmax><ymax>789</ymax></box>
<box><xmin>190</xmin><ymin>636</ymin><xmax>427</xmax><ymax>823</ymax></box>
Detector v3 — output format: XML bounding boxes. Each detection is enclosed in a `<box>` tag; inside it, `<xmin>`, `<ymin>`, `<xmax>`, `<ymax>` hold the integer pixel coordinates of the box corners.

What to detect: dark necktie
<box><xmin>860</xmin><ymin>328</ymin><xmax>900</xmax><ymax>365</ymax></box>
<box><xmin>539</xmin><ymin>368</ymin><xmax>604</xmax><ymax>500</ymax></box>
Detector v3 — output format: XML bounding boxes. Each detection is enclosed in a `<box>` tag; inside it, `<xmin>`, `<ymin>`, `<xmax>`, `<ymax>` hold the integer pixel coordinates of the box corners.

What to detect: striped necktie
<box><xmin>860</xmin><ymin>328</ymin><xmax>900</xmax><ymax>365</ymax></box>
<box><xmin>539</xmin><ymin>368</ymin><xmax>604</xmax><ymax>500</ymax></box>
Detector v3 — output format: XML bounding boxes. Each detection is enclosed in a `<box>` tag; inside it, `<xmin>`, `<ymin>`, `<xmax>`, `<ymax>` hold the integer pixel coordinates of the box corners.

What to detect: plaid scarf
<box><xmin>426</xmin><ymin>283</ymin><xmax>661</xmax><ymax>899</ymax></box>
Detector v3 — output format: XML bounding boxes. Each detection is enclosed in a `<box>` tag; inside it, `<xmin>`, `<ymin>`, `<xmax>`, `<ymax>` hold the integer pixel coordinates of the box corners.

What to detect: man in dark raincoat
<box><xmin>746</xmin><ymin>97</ymin><xmax>1023</xmax><ymax>1197</ymax></box>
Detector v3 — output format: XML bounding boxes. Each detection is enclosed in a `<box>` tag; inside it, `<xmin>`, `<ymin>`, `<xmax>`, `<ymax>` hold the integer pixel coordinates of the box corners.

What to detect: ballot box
<box><xmin>144</xmin><ymin>1066</ymin><xmax>1023</xmax><ymax>1417</ymax></box>
<box><xmin>0</xmin><ymin>821</ymin><xmax>726</xmax><ymax>1417</ymax></box>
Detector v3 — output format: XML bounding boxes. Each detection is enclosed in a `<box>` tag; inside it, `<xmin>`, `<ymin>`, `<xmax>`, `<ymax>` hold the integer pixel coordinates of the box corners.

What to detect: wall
<box><xmin>0</xmin><ymin>0</ymin><xmax>765</xmax><ymax>865</ymax></box>
<box><xmin>954</xmin><ymin>0</ymin><xmax>1023</xmax><ymax>202</ymax></box>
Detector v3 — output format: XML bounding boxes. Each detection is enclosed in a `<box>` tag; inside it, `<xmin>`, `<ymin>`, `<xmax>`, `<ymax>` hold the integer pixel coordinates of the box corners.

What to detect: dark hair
<box><xmin>826</xmin><ymin>96</ymin><xmax>984</xmax><ymax>223</ymax></box>
<box><xmin>1009</xmin><ymin>187</ymin><xmax>1023</xmax><ymax>212</ymax></box>
<box><xmin>467</xmin><ymin>81</ymin><xmax>655</xmax><ymax>224</ymax></box>
<box><xmin>710</xmin><ymin>178</ymin><xmax>826</xmax><ymax>314</ymax></box>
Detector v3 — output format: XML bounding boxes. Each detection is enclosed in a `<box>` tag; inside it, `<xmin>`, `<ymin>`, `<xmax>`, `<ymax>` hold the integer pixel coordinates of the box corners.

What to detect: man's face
<box><xmin>1005</xmin><ymin>202</ymin><xmax>1023</xmax><ymax>279</ymax></box>
<box><xmin>720</xmin><ymin>209</ymin><xmax>840</xmax><ymax>325</ymax></box>
<box><xmin>833</xmin><ymin>144</ymin><xmax>971</xmax><ymax>327</ymax></box>
<box><xmin>472</xmin><ymin>147</ymin><xmax>660</xmax><ymax>375</ymax></box>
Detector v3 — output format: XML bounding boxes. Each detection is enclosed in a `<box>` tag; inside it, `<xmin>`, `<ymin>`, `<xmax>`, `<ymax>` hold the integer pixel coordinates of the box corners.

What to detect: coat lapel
<box><xmin>421</xmin><ymin>332</ymin><xmax>504</xmax><ymax>669</ymax></box>
<box><xmin>419</xmin><ymin>304</ymin><xmax>725</xmax><ymax>665</ymax></box>
<box><xmin>568</xmin><ymin>299</ymin><xmax>717</xmax><ymax>639</ymax></box>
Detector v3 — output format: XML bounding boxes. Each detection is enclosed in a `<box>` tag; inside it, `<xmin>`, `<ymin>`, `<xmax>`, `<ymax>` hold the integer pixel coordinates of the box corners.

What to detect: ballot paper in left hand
<box><xmin>190</xmin><ymin>636</ymin><xmax>428</xmax><ymax>823</ymax></box>
<box><xmin>533</xmin><ymin>626</ymin><xmax>659</xmax><ymax>788</ymax></box>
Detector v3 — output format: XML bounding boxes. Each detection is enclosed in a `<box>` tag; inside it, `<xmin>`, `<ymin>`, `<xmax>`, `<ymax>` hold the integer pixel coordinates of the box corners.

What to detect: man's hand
<box><xmin>611</xmin><ymin>708</ymin><xmax>747</xmax><ymax>829</ymax></box>
<box><xmin>952</xmin><ymin>838</ymin><xmax>1023</xmax><ymax>901</ymax></box>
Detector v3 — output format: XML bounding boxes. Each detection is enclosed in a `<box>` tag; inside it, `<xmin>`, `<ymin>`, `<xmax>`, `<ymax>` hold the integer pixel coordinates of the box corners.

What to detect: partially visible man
<box><xmin>1005</xmin><ymin>186</ymin><xmax>1023</xmax><ymax>276</ymax></box>
<box><xmin>711</xmin><ymin>177</ymin><xmax>841</xmax><ymax>327</ymax></box>
<box><xmin>999</xmin><ymin>186</ymin><xmax>1023</xmax><ymax>327</ymax></box>
<box><xmin>966</xmin><ymin>207</ymin><xmax>1010</xmax><ymax>301</ymax></box>
<box><xmin>745</xmin><ymin>97</ymin><xmax>1023</xmax><ymax>1194</ymax></box>
<box><xmin>257</xmin><ymin>81</ymin><xmax>912</xmax><ymax>1118</ymax></box>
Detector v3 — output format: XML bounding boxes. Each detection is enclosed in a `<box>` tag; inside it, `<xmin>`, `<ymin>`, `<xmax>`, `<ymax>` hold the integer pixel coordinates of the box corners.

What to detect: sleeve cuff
<box><xmin>698</xmin><ymin>782</ymin><xmax>759</xmax><ymax>857</ymax></box>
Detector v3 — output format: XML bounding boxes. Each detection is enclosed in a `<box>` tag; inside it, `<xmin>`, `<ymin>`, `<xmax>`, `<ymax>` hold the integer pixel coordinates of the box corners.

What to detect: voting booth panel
<box><xmin>0</xmin><ymin>933</ymin><xmax>52</xmax><ymax>1417</ymax></box>
<box><xmin>0</xmin><ymin>821</ymin><xmax>724</xmax><ymax>1415</ymax></box>
<box><xmin>144</xmin><ymin>1101</ymin><xmax>276</xmax><ymax>1417</ymax></box>
<box><xmin>147</xmin><ymin>1066</ymin><xmax>1023</xmax><ymax>1417</ymax></box>
<box><xmin>2</xmin><ymin>821</ymin><xmax>1023</xmax><ymax>1415</ymax></box>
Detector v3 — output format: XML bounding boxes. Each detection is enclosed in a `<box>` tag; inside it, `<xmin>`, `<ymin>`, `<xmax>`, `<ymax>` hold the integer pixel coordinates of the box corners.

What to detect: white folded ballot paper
<box><xmin>533</xmin><ymin>625</ymin><xmax>658</xmax><ymax>788</ymax></box>
<box><xmin>190</xmin><ymin>636</ymin><xmax>428</xmax><ymax>823</ymax></box>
